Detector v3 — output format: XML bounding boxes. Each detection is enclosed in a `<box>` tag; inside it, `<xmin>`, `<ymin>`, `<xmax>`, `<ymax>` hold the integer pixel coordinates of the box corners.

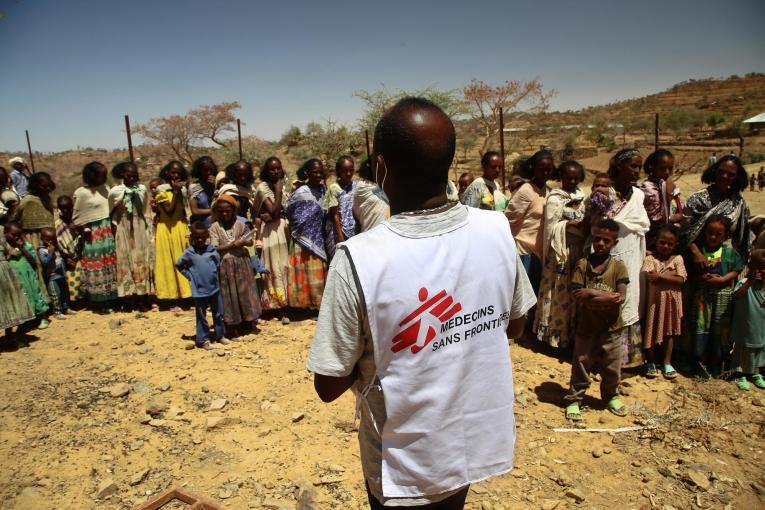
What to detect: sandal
<box><xmin>663</xmin><ymin>365</ymin><xmax>678</xmax><ymax>380</ymax></box>
<box><xmin>565</xmin><ymin>403</ymin><xmax>583</xmax><ymax>421</ymax></box>
<box><xmin>736</xmin><ymin>377</ymin><xmax>751</xmax><ymax>391</ymax></box>
<box><xmin>645</xmin><ymin>363</ymin><xmax>658</xmax><ymax>378</ymax></box>
<box><xmin>607</xmin><ymin>398</ymin><xmax>628</xmax><ymax>417</ymax></box>
<box><xmin>752</xmin><ymin>374</ymin><xmax>765</xmax><ymax>390</ymax></box>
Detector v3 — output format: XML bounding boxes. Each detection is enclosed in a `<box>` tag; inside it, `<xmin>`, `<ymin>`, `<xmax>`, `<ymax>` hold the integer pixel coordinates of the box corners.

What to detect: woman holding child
<box><xmin>606</xmin><ymin>149</ymin><xmax>651</xmax><ymax>368</ymax></box>
<box><xmin>682</xmin><ymin>155</ymin><xmax>750</xmax><ymax>268</ymax></box>
<box><xmin>534</xmin><ymin>160</ymin><xmax>586</xmax><ymax>349</ymax></box>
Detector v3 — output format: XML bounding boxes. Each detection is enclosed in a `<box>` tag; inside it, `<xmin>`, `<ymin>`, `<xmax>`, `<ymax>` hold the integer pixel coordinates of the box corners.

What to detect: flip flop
<box><xmin>565</xmin><ymin>403</ymin><xmax>583</xmax><ymax>421</ymax></box>
<box><xmin>607</xmin><ymin>398</ymin><xmax>628</xmax><ymax>417</ymax></box>
<box><xmin>645</xmin><ymin>363</ymin><xmax>658</xmax><ymax>378</ymax></box>
<box><xmin>736</xmin><ymin>377</ymin><xmax>751</xmax><ymax>391</ymax></box>
<box><xmin>752</xmin><ymin>374</ymin><xmax>765</xmax><ymax>390</ymax></box>
<box><xmin>663</xmin><ymin>365</ymin><xmax>677</xmax><ymax>380</ymax></box>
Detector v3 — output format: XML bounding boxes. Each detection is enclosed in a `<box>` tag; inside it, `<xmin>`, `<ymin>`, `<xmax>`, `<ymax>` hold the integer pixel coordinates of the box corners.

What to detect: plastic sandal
<box><xmin>752</xmin><ymin>374</ymin><xmax>765</xmax><ymax>390</ymax></box>
<box><xmin>645</xmin><ymin>363</ymin><xmax>658</xmax><ymax>378</ymax></box>
<box><xmin>663</xmin><ymin>365</ymin><xmax>678</xmax><ymax>380</ymax></box>
<box><xmin>736</xmin><ymin>377</ymin><xmax>751</xmax><ymax>391</ymax></box>
<box><xmin>565</xmin><ymin>403</ymin><xmax>583</xmax><ymax>421</ymax></box>
<box><xmin>607</xmin><ymin>398</ymin><xmax>628</xmax><ymax>417</ymax></box>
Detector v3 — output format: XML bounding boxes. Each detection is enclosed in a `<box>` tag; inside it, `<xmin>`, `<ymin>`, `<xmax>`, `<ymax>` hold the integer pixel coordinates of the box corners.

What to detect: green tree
<box><xmin>302</xmin><ymin>120</ymin><xmax>363</xmax><ymax>163</ymax></box>
<box><xmin>661</xmin><ymin>108</ymin><xmax>705</xmax><ymax>139</ymax></box>
<box><xmin>279</xmin><ymin>126</ymin><xmax>303</xmax><ymax>153</ymax></box>
<box><xmin>705</xmin><ymin>111</ymin><xmax>726</xmax><ymax>129</ymax></box>
<box><xmin>354</xmin><ymin>86</ymin><xmax>468</xmax><ymax>136</ymax></box>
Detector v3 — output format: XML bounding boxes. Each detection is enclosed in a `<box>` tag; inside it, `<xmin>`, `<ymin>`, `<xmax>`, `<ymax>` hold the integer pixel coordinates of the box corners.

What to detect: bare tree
<box><xmin>189</xmin><ymin>101</ymin><xmax>241</xmax><ymax>148</ymax></box>
<box><xmin>134</xmin><ymin>102</ymin><xmax>241</xmax><ymax>163</ymax></box>
<box><xmin>134</xmin><ymin>114</ymin><xmax>195</xmax><ymax>163</ymax></box>
<box><xmin>462</xmin><ymin>79</ymin><xmax>555</xmax><ymax>154</ymax></box>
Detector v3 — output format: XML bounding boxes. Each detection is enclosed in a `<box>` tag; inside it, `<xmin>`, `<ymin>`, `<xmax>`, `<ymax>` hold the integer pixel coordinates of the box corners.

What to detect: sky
<box><xmin>0</xmin><ymin>0</ymin><xmax>763</xmax><ymax>152</ymax></box>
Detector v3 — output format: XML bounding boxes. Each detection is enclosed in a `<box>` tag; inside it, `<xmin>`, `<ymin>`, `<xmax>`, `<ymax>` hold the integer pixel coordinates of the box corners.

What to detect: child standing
<box><xmin>642</xmin><ymin>225</ymin><xmax>686</xmax><ymax>379</ymax></box>
<box><xmin>154</xmin><ymin>161</ymin><xmax>192</xmax><ymax>304</ymax></box>
<box><xmin>54</xmin><ymin>196</ymin><xmax>83</xmax><ymax>303</ymax></box>
<box><xmin>565</xmin><ymin>219</ymin><xmax>629</xmax><ymax>421</ymax></box>
<box><xmin>0</xmin><ymin>225</ymin><xmax>35</xmax><ymax>335</ymax></box>
<box><xmin>209</xmin><ymin>195</ymin><xmax>261</xmax><ymax>338</ymax></box>
<box><xmin>690</xmin><ymin>214</ymin><xmax>743</xmax><ymax>378</ymax></box>
<box><xmin>176</xmin><ymin>222</ymin><xmax>226</xmax><ymax>350</ymax></box>
<box><xmin>108</xmin><ymin>162</ymin><xmax>154</xmax><ymax>305</ymax></box>
<box><xmin>38</xmin><ymin>227</ymin><xmax>72</xmax><ymax>318</ymax></box>
<box><xmin>4</xmin><ymin>223</ymin><xmax>50</xmax><ymax>329</ymax></box>
<box><xmin>641</xmin><ymin>149</ymin><xmax>684</xmax><ymax>249</ymax></box>
<box><xmin>730</xmin><ymin>250</ymin><xmax>765</xmax><ymax>390</ymax></box>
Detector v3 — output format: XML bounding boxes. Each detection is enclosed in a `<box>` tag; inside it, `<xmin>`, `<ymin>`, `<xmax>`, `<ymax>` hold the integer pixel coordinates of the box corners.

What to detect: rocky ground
<box><xmin>1</xmin><ymin>307</ymin><xmax>764</xmax><ymax>510</ymax></box>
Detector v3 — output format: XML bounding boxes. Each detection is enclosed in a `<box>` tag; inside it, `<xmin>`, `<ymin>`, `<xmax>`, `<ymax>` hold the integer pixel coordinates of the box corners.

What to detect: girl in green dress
<box><xmin>4</xmin><ymin>222</ymin><xmax>49</xmax><ymax>329</ymax></box>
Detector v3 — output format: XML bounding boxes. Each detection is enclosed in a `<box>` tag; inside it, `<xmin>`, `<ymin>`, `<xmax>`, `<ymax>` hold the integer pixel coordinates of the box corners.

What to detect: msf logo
<box><xmin>392</xmin><ymin>287</ymin><xmax>462</xmax><ymax>354</ymax></box>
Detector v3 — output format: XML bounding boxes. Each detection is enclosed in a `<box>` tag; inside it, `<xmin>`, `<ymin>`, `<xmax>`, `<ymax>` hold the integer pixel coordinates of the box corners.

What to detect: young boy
<box><xmin>175</xmin><ymin>222</ymin><xmax>227</xmax><ymax>350</ymax></box>
<box><xmin>38</xmin><ymin>227</ymin><xmax>72</xmax><ymax>318</ymax></box>
<box><xmin>565</xmin><ymin>218</ymin><xmax>629</xmax><ymax>421</ymax></box>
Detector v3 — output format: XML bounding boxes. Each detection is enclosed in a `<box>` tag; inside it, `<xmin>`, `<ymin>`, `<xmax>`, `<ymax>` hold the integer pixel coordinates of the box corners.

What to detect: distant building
<box><xmin>743</xmin><ymin>113</ymin><xmax>765</xmax><ymax>134</ymax></box>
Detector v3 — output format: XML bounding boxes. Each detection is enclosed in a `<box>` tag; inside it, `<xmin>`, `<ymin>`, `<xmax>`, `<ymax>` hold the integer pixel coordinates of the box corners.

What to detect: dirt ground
<box><xmin>2</xmin><ymin>309</ymin><xmax>765</xmax><ymax>510</ymax></box>
<box><xmin>1</xmin><ymin>173</ymin><xmax>765</xmax><ymax>510</ymax></box>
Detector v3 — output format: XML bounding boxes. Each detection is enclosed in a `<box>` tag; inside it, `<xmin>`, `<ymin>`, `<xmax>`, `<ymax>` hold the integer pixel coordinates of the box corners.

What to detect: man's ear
<box><xmin>612</xmin><ymin>238</ymin><xmax>619</xmax><ymax>248</ymax></box>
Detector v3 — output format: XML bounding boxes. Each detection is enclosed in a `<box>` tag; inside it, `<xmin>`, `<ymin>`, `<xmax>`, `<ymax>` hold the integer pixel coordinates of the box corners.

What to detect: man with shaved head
<box><xmin>308</xmin><ymin>98</ymin><xmax>535</xmax><ymax>508</ymax></box>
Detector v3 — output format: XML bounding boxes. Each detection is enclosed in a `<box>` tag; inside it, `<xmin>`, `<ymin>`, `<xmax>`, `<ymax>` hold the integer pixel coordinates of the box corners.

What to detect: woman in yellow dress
<box><xmin>154</xmin><ymin>160</ymin><xmax>192</xmax><ymax>305</ymax></box>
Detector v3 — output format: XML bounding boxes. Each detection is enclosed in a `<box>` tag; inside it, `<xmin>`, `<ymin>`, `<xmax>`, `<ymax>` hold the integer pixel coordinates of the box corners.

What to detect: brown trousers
<box><xmin>565</xmin><ymin>327</ymin><xmax>624</xmax><ymax>404</ymax></box>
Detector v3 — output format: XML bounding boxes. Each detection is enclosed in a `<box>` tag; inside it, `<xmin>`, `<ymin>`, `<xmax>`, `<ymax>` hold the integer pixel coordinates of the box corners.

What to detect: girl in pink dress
<box><xmin>642</xmin><ymin>224</ymin><xmax>686</xmax><ymax>379</ymax></box>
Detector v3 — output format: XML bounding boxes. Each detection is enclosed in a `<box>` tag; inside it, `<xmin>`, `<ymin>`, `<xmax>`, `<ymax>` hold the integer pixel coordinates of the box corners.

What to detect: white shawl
<box><xmin>543</xmin><ymin>188</ymin><xmax>585</xmax><ymax>266</ymax></box>
<box><xmin>610</xmin><ymin>187</ymin><xmax>650</xmax><ymax>326</ymax></box>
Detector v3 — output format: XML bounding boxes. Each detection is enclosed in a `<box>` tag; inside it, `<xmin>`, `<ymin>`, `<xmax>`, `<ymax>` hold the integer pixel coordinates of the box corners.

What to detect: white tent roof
<box><xmin>743</xmin><ymin>112</ymin><xmax>765</xmax><ymax>123</ymax></box>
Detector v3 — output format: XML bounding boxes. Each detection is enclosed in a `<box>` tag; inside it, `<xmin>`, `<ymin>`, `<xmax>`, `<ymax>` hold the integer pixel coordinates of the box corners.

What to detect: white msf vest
<box><xmin>344</xmin><ymin>206</ymin><xmax>517</xmax><ymax>498</ymax></box>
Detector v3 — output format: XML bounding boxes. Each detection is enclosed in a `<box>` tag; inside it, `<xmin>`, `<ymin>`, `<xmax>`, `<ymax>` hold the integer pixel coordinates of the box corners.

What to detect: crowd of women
<box><xmin>0</xmin><ymin>155</ymin><xmax>387</xmax><ymax>340</ymax></box>
<box><xmin>462</xmin><ymin>148</ymin><xmax>764</xmax><ymax>389</ymax></box>
<box><xmin>0</xmin><ymin>147</ymin><xmax>763</xmax><ymax>388</ymax></box>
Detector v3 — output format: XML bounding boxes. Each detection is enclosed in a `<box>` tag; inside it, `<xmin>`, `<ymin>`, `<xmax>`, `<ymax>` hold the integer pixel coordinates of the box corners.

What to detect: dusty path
<box><xmin>1</xmin><ymin>307</ymin><xmax>764</xmax><ymax>510</ymax></box>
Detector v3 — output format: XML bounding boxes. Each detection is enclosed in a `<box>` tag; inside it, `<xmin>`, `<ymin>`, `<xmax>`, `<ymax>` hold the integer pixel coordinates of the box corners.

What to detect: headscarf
<box><xmin>213</xmin><ymin>193</ymin><xmax>238</xmax><ymax>209</ymax></box>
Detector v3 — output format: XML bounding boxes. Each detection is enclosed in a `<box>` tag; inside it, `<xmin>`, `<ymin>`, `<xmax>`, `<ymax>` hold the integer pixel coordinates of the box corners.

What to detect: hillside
<box><xmin>518</xmin><ymin>73</ymin><xmax>765</xmax><ymax>128</ymax></box>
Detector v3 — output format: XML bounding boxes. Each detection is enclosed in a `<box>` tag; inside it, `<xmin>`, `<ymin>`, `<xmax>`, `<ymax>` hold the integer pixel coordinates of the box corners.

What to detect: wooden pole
<box><xmin>654</xmin><ymin>113</ymin><xmax>659</xmax><ymax>150</ymax></box>
<box><xmin>124</xmin><ymin>115</ymin><xmax>135</xmax><ymax>163</ymax></box>
<box><xmin>365</xmin><ymin>130</ymin><xmax>371</xmax><ymax>161</ymax></box>
<box><xmin>25</xmin><ymin>130</ymin><xmax>36</xmax><ymax>172</ymax></box>
<box><xmin>499</xmin><ymin>107</ymin><xmax>506</xmax><ymax>192</ymax></box>
<box><xmin>237</xmin><ymin>118</ymin><xmax>242</xmax><ymax>160</ymax></box>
